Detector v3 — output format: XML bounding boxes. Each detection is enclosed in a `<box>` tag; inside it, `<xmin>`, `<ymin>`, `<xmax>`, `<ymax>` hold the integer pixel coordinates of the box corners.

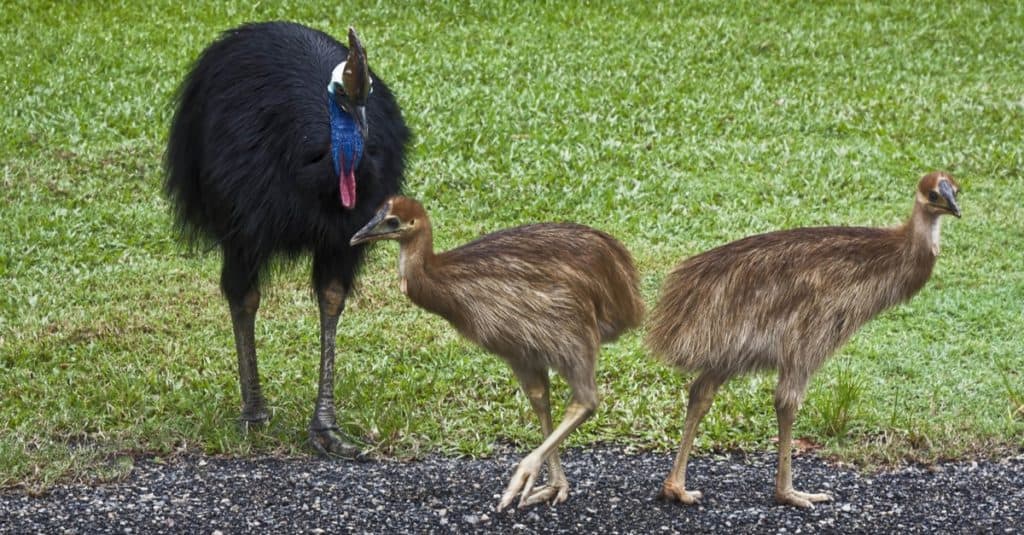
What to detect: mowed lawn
<box><xmin>1</xmin><ymin>1</ymin><xmax>1021</xmax><ymax>487</ymax></box>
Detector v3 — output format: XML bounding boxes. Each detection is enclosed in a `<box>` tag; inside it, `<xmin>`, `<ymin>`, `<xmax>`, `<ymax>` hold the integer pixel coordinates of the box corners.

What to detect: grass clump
<box><xmin>808</xmin><ymin>366</ymin><xmax>866</xmax><ymax>442</ymax></box>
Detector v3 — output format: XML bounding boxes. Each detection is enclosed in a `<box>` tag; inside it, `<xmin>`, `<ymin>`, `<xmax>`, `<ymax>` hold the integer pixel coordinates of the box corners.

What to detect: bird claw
<box><xmin>775</xmin><ymin>489</ymin><xmax>832</xmax><ymax>508</ymax></box>
<box><xmin>238</xmin><ymin>408</ymin><xmax>269</xmax><ymax>432</ymax></box>
<box><xmin>657</xmin><ymin>483</ymin><xmax>702</xmax><ymax>505</ymax></box>
<box><xmin>497</xmin><ymin>456</ymin><xmax>545</xmax><ymax>511</ymax></box>
<box><xmin>308</xmin><ymin>427</ymin><xmax>365</xmax><ymax>460</ymax></box>
<box><xmin>520</xmin><ymin>484</ymin><xmax>569</xmax><ymax>507</ymax></box>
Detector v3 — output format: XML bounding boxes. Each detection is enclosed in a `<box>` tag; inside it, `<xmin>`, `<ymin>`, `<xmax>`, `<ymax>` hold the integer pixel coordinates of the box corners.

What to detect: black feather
<box><xmin>164</xmin><ymin>21</ymin><xmax>411</xmax><ymax>299</ymax></box>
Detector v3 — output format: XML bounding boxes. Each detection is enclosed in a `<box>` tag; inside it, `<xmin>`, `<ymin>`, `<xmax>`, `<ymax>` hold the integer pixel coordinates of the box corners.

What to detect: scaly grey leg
<box><xmin>308</xmin><ymin>280</ymin><xmax>361</xmax><ymax>459</ymax></box>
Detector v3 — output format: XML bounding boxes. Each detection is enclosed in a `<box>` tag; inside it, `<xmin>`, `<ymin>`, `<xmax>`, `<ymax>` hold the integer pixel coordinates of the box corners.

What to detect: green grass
<box><xmin>2</xmin><ymin>1</ymin><xmax>1023</xmax><ymax>488</ymax></box>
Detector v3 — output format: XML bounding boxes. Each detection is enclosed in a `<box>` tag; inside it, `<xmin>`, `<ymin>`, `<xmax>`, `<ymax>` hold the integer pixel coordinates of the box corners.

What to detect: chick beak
<box><xmin>350</xmin><ymin>207</ymin><xmax>391</xmax><ymax>246</ymax></box>
<box><xmin>939</xmin><ymin>181</ymin><xmax>961</xmax><ymax>218</ymax></box>
<box><xmin>353</xmin><ymin>105</ymin><xmax>368</xmax><ymax>139</ymax></box>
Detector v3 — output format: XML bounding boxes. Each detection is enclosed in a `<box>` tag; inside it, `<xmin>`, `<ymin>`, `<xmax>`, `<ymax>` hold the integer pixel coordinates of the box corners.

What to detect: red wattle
<box><xmin>340</xmin><ymin>168</ymin><xmax>356</xmax><ymax>209</ymax></box>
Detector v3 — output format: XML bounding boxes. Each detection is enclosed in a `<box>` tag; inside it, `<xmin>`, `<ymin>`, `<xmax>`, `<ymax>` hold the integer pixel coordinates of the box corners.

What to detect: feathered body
<box><xmin>351</xmin><ymin>196</ymin><xmax>643</xmax><ymax>509</ymax></box>
<box><xmin>647</xmin><ymin>172</ymin><xmax>960</xmax><ymax>508</ymax></box>
<box><xmin>403</xmin><ymin>222</ymin><xmax>644</xmax><ymax>377</ymax></box>
<box><xmin>163</xmin><ymin>22</ymin><xmax>410</xmax><ymax>457</ymax></box>
<box><xmin>647</xmin><ymin>217</ymin><xmax>939</xmax><ymax>380</ymax></box>
<box><xmin>165</xmin><ymin>21</ymin><xmax>409</xmax><ymax>294</ymax></box>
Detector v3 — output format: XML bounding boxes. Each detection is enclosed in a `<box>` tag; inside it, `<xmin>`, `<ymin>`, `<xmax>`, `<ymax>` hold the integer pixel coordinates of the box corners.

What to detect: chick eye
<box><xmin>385</xmin><ymin>217</ymin><xmax>399</xmax><ymax>230</ymax></box>
<box><xmin>928</xmin><ymin>191</ymin><xmax>939</xmax><ymax>202</ymax></box>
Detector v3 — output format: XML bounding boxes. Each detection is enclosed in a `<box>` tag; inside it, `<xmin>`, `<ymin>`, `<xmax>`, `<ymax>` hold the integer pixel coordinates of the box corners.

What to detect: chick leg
<box><xmin>774</xmin><ymin>369</ymin><xmax>831</xmax><ymax>508</ymax></box>
<box><xmin>659</xmin><ymin>371</ymin><xmax>725</xmax><ymax>504</ymax></box>
<box><xmin>308</xmin><ymin>279</ymin><xmax>361</xmax><ymax>459</ymax></box>
<box><xmin>222</xmin><ymin>252</ymin><xmax>268</xmax><ymax>427</ymax></box>
<box><xmin>512</xmin><ymin>367</ymin><xmax>570</xmax><ymax>508</ymax></box>
<box><xmin>499</xmin><ymin>361</ymin><xmax>597</xmax><ymax>511</ymax></box>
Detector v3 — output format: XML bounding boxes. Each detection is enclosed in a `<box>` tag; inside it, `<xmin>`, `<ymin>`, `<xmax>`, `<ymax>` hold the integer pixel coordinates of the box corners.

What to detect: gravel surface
<box><xmin>2</xmin><ymin>448</ymin><xmax>1022</xmax><ymax>533</ymax></box>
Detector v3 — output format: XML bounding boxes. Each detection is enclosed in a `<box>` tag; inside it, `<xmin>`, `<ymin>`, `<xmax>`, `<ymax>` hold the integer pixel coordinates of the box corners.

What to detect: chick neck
<box><xmin>906</xmin><ymin>197</ymin><xmax>944</xmax><ymax>258</ymax></box>
<box><xmin>396</xmin><ymin>215</ymin><xmax>435</xmax><ymax>297</ymax></box>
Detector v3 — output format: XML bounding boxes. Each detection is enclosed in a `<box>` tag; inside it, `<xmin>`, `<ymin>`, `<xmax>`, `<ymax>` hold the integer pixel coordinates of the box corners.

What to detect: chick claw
<box><xmin>497</xmin><ymin>456</ymin><xmax>546</xmax><ymax>511</ymax></box>
<box><xmin>657</xmin><ymin>483</ymin><xmax>703</xmax><ymax>505</ymax></box>
<box><xmin>775</xmin><ymin>489</ymin><xmax>832</xmax><ymax>508</ymax></box>
<box><xmin>520</xmin><ymin>484</ymin><xmax>569</xmax><ymax>508</ymax></box>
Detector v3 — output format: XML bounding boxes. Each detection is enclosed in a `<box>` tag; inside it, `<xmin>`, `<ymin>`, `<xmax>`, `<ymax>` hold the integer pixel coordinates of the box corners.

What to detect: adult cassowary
<box><xmin>164</xmin><ymin>22</ymin><xmax>410</xmax><ymax>457</ymax></box>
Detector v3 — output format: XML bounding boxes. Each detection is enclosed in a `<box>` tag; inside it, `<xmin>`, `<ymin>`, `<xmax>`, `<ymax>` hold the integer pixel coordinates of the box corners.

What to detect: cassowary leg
<box><xmin>511</xmin><ymin>366</ymin><xmax>570</xmax><ymax>508</ymax></box>
<box><xmin>223</xmin><ymin>254</ymin><xmax>268</xmax><ymax>427</ymax></box>
<box><xmin>499</xmin><ymin>361</ymin><xmax>597</xmax><ymax>511</ymax></box>
<box><xmin>308</xmin><ymin>279</ymin><xmax>361</xmax><ymax>459</ymax></box>
<box><xmin>659</xmin><ymin>371</ymin><xmax>725</xmax><ymax>505</ymax></box>
<box><xmin>774</xmin><ymin>369</ymin><xmax>831</xmax><ymax>508</ymax></box>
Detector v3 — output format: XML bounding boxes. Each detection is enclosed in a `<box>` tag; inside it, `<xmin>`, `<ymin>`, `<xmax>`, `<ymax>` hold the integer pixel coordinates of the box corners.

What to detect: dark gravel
<box><xmin>2</xmin><ymin>448</ymin><xmax>1022</xmax><ymax>533</ymax></box>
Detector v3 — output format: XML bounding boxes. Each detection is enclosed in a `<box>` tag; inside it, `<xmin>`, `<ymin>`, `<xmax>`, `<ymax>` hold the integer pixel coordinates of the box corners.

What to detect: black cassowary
<box><xmin>164</xmin><ymin>22</ymin><xmax>410</xmax><ymax>457</ymax></box>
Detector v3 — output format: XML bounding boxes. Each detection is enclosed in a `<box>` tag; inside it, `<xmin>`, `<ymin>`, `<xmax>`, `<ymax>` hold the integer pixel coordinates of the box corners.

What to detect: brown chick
<box><xmin>647</xmin><ymin>172</ymin><xmax>961</xmax><ymax>508</ymax></box>
<box><xmin>352</xmin><ymin>196</ymin><xmax>644</xmax><ymax>510</ymax></box>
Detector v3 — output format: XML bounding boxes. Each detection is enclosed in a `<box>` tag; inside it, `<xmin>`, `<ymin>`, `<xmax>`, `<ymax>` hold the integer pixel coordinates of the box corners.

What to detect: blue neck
<box><xmin>329</xmin><ymin>96</ymin><xmax>364</xmax><ymax>177</ymax></box>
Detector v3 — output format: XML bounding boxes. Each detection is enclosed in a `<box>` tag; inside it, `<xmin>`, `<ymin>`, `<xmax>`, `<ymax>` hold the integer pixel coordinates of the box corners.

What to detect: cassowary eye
<box><xmin>928</xmin><ymin>191</ymin><xmax>939</xmax><ymax>202</ymax></box>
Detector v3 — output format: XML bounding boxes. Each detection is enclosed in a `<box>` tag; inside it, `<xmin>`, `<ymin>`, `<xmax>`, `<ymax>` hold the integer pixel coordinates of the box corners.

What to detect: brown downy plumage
<box><xmin>351</xmin><ymin>196</ymin><xmax>644</xmax><ymax>510</ymax></box>
<box><xmin>647</xmin><ymin>172</ymin><xmax>961</xmax><ymax>508</ymax></box>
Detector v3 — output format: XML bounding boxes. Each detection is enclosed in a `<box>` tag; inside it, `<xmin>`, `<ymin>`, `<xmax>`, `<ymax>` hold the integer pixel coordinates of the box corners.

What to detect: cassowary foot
<box><xmin>308</xmin><ymin>427</ymin><xmax>364</xmax><ymax>460</ymax></box>
<box><xmin>238</xmin><ymin>406</ymin><xmax>269</xmax><ymax>431</ymax></box>
<box><xmin>657</xmin><ymin>482</ymin><xmax>702</xmax><ymax>505</ymax></box>
<box><xmin>497</xmin><ymin>455</ymin><xmax>548</xmax><ymax>511</ymax></box>
<box><xmin>775</xmin><ymin>489</ymin><xmax>832</xmax><ymax>508</ymax></box>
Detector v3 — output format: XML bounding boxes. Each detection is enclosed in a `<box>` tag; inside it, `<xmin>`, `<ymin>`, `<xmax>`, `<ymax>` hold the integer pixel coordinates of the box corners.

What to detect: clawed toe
<box><xmin>776</xmin><ymin>489</ymin><xmax>832</xmax><ymax>508</ymax></box>
<box><xmin>309</xmin><ymin>427</ymin><xmax>364</xmax><ymax>460</ymax></box>
<box><xmin>498</xmin><ymin>471</ymin><xmax>536</xmax><ymax>511</ymax></box>
<box><xmin>238</xmin><ymin>412</ymin><xmax>269</xmax><ymax>432</ymax></box>
<box><xmin>657</xmin><ymin>483</ymin><xmax>703</xmax><ymax>505</ymax></box>
<box><xmin>495</xmin><ymin>455</ymin><xmax>561</xmax><ymax>510</ymax></box>
<box><xmin>520</xmin><ymin>484</ymin><xmax>570</xmax><ymax>507</ymax></box>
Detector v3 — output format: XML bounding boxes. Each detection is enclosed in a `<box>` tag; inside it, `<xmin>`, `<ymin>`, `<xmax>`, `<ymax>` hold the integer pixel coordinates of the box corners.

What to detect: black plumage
<box><xmin>164</xmin><ymin>21</ymin><xmax>410</xmax><ymax>457</ymax></box>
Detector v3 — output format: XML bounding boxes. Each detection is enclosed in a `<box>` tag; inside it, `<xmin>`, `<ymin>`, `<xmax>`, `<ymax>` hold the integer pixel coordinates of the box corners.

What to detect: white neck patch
<box><xmin>328</xmin><ymin>61</ymin><xmax>347</xmax><ymax>93</ymax></box>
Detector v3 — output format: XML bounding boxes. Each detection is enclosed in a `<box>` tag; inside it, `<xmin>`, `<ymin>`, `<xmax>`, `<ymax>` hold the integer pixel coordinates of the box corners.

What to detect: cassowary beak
<box><xmin>350</xmin><ymin>206</ymin><xmax>395</xmax><ymax>245</ymax></box>
<box><xmin>939</xmin><ymin>180</ymin><xmax>961</xmax><ymax>218</ymax></box>
<box><xmin>353</xmin><ymin>105</ymin><xmax>368</xmax><ymax>139</ymax></box>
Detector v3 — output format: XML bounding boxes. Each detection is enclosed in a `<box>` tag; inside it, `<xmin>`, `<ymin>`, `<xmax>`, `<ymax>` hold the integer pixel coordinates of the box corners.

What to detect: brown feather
<box><xmin>647</xmin><ymin>171</ymin><xmax>959</xmax><ymax>381</ymax></box>
<box><xmin>647</xmin><ymin>171</ymin><xmax>960</xmax><ymax>507</ymax></box>
<box><xmin>360</xmin><ymin>196</ymin><xmax>644</xmax><ymax>403</ymax></box>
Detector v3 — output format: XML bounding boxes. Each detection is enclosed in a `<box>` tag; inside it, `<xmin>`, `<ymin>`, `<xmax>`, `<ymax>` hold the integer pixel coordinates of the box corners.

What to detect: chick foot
<box><xmin>519</xmin><ymin>482</ymin><xmax>570</xmax><ymax>508</ymax></box>
<box><xmin>775</xmin><ymin>489</ymin><xmax>832</xmax><ymax>508</ymax></box>
<box><xmin>498</xmin><ymin>455</ymin><xmax>550</xmax><ymax>511</ymax></box>
<box><xmin>657</xmin><ymin>482</ymin><xmax>703</xmax><ymax>505</ymax></box>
